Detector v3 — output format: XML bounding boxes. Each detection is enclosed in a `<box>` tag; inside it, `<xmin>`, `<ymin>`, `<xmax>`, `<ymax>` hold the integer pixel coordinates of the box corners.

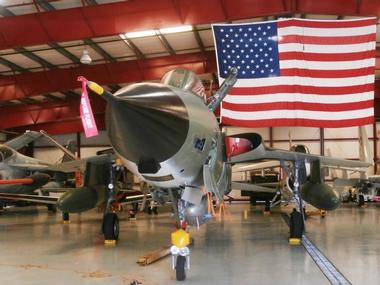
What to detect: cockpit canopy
<box><xmin>161</xmin><ymin>69</ymin><xmax>206</xmax><ymax>102</ymax></box>
<box><xmin>0</xmin><ymin>145</ymin><xmax>14</xmax><ymax>162</ymax></box>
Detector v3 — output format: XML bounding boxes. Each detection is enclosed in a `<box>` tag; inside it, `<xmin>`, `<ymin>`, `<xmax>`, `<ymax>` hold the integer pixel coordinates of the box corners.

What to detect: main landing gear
<box><xmin>288</xmin><ymin>160</ymin><xmax>305</xmax><ymax>245</ymax></box>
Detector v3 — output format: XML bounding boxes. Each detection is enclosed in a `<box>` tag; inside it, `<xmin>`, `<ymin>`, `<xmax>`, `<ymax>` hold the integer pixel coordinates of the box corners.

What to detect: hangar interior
<box><xmin>0</xmin><ymin>0</ymin><xmax>380</xmax><ymax>285</ymax></box>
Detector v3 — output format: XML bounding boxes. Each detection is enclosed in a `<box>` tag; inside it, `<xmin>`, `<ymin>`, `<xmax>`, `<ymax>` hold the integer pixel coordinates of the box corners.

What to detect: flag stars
<box><xmin>215</xmin><ymin>23</ymin><xmax>278</xmax><ymax>79</ymax></box>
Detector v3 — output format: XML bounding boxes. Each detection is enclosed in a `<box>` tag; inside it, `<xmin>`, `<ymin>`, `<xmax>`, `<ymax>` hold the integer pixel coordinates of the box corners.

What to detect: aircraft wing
<box><xmin>8</xmin><ymin>163</ymin><xmax>50</xmax><ymax>171</ymax></box>
<box><xmin>232</xmin><ymin>161</ymin><xmax>281</xmax><ymax>173</ymax></box>
<box><xmin>231</xmin><ymin>181</ymin><xmax>278</xmax><ymax>193</ymax></box>
<box><xmin>230</xmin><ymin>146</ymin><xmax>371</xmax><ymax>169</ymax></box>
<box><xmin>4</xmin><ymin>131</ymin><xmax>44</xmax><ymax>150</ymax></box>
<box><xmin>46</xmin><ymin>153</ymin><xmax>116</xmax><ymax>173</ymax></box>
<box><xmin>0</xmin><ymin>193</ymin><xmax>57</xmax><ymax>204</ymax></box>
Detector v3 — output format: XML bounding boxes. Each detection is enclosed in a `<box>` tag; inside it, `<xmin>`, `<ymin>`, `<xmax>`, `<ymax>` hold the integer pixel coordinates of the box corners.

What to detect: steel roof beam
<box><xmin>83</xmin><ymin>38</ymin><xmax>116</xmax><ymax>62</ymax></box>
<box><xmin>0</xmin><ymin>0</ymin><xmax>291</xmax><ymax>50</ymax></box>
<box><xmin>156</xmin><ymin>31</ymin><xmax>176</xmax><ymax>56</ymax></box>
<box><xmin>0</xmin><ymin>0</ymin><xmax>377</xmax><ymax>50</ymax></box>
<box><xmin>0</xmin><ymin>51</ymin><xmax>216</xmax><ymax>102</ymax></box>
<box><xmin>48</xmin><ymin>42</ymin><xmax>80</xmax><ymax>64</ymax></box>
<box><xmin>0</xmin><ymin>96</ymin><xmax>106</xmax><ymax>130</ymax></box>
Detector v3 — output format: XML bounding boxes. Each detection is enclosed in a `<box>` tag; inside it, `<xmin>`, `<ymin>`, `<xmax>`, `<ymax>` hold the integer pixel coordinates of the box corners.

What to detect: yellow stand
<box><xmin>243</xmin><ymin>209</ymin><xmax>248</xmax><ymax>220</ymax></box>
<box><xmin>104</xmin><ymin>240</ymin><xmax>116</xmax><ymax>245</ymax></box>
<box><xmin>171</xmin><ymin>229</ymin><xmax>190</xmax><ymax>248</ymax></box>
<box><xmin>288</xmin><ymin>238</ymin><xmax>301</xmax><ymax>245</ymax></box>
<box><xmin>63</xmin><ymin>220</ymin><xmax>70</xmax><ymax>224</ymax></box>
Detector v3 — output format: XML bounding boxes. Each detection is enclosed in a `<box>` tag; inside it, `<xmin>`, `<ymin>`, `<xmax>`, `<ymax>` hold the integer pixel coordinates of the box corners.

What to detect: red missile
<box><xmin>0</xmin><ymin>178</ymin><xmax>34</xmax><ymax>185</ymax></box>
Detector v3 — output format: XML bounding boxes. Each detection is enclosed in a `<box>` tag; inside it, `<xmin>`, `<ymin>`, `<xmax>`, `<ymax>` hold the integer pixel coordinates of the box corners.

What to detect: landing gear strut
<box><xmin>289</xmin><ymin>160</ymin><xmax>305</xmax><ymax>244</ymax></box>
<box><xmin>102</xmin><ymin>159</ymin><xmax>120</xmax><ymax>243</ymax></box>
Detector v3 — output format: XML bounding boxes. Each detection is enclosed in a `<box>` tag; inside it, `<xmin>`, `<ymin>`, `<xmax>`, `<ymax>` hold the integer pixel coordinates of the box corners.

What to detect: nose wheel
<box><xmin>102</xmin><ymin>212</ymin><xmax>119</xmax><ymax>241</ymax></box>
<box><xmin>175</xmin><ymin>255</ymin><xmax>186</xmax><ymax>281</ymax></box>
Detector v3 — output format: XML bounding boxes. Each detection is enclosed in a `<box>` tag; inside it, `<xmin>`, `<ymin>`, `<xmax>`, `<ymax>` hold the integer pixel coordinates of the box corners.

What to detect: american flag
<box><xmin>212</xmin><ymin>18</ymin><xmax>377</xmax><ymax>128</ymax></box>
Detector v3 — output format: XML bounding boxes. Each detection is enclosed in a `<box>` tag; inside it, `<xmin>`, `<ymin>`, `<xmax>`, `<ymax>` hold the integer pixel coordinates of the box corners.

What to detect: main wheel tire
<box><xmin>47</xmin><ymin>204</ymin><xmax>57</xmax><ymax>213</ymax></box>
<box><xmin>62</xmin><ymin>212</ymin><xmax>70</xmax><ymax>221</ymax></box>
<box><xmin>358</xmin><ymin>194</ymin><xmax>365</xmax><ymax>207</ymax></box>
<box><xmin>175</xmin><ymin>255</ymin><xmax>186</xmax><ymax>281</ymax></box>
<box><xmin>103</xmin><ymin>213</ymin><xmax>119</xmax><ymax>240</ymax></box>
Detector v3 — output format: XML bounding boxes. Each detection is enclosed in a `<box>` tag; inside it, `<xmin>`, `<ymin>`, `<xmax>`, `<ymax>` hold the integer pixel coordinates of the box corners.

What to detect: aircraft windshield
<box><xmin>161</xmin><ymin>69</ymin><xmax>206</xmax><ymax>102</ymax></box>
<box><xmin>0</xmin><ymin>145</ymin><xmax>13</xmax><ymax>162</ymax></box>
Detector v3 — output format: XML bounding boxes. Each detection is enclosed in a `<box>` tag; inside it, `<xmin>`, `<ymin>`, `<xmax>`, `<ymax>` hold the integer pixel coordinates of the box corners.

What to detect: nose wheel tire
<box><xmin>102</xmin><ymin>213</ymin><xmax>119</xmax><ymax>240</ymax></box>
<box><xmin>175</xmin><ymin>255</ymin><xmax>186</xmax><ymax>281</ymax></box>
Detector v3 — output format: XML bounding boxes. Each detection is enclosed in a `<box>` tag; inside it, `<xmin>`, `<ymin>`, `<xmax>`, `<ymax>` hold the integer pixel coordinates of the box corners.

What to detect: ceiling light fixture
<box><xmin>80</xmin><ymin>49</ymin><xmax>92</xmax><ymax>65</ymax></box>
<box><xmin>159</xmin><ymin>25</ymin><xmax>193</xmax><ymax>34</ymax></box>
<box><xmin>124</xmin><ymin>30</ymin><xmax>156</xmax><ymax>38</ymax></box>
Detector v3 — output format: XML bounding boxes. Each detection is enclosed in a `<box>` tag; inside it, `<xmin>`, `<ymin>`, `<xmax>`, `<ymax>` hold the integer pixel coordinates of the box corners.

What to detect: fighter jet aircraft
<box><xmin>0</xmin><ymin>131</ymin><xmax>78</xmax><ymax>195</ymax></box>
<box><xmin>81</xmin><ymin>67</ymin><xmax>371</xmax><ymax>243</ymax></box>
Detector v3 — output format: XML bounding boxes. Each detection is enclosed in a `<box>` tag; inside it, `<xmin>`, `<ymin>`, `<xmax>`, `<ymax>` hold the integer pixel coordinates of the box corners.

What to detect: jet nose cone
<box><xmin>106</xmin><ymin>83</ymin><xmax>189</xmax><ymax>171</ymax></box>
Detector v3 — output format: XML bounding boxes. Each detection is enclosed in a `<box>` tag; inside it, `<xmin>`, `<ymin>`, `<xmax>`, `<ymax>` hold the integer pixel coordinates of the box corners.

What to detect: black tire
<box><xmin>175</xmin><ymin>255</ymin><xmax>186</xmax><ymax>281</ymax></box>
<box><xmin>47</xmin><ymin>204</ymin><xmax>57</xmax><ymax>213</ymax></box>
<box><xmin>103</xmin><ymin>213</ymin><xmax>119</xmax><ymax>240</ymax></box>
<box><xmin>358</xmin><ymin>194</ymin><xmax>365</xmax><ymax>207</ymax></box>
<box><xmin>62</xmin><ymin>212</ymin><xmax>70</xmax><ymax>221</ymax></box>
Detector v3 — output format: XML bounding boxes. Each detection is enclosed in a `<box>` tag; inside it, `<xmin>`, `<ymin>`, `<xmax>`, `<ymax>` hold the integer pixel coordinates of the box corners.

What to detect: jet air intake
<box><xmin>97</xmin><ymin>83</ymin><xmax>189</xmax><ymax>170</ymax></box>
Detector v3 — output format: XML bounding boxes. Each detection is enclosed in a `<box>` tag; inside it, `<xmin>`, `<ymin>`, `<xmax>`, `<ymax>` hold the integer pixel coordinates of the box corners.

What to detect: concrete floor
<box><xmin>0</xmin><ymin>203</ymin><xmax>378</xmax><ymax>285</ymax></box>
